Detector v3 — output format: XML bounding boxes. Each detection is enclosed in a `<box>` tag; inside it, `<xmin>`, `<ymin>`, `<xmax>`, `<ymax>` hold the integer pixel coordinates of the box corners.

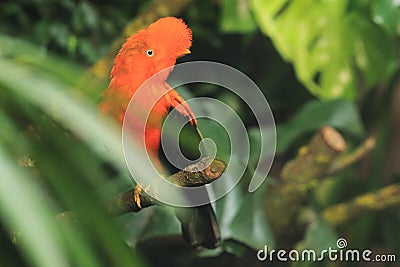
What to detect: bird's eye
<box><xmin>146</xmin><ymin>49</ymin><xmax>154</xmax><ymax>57</ymax></box>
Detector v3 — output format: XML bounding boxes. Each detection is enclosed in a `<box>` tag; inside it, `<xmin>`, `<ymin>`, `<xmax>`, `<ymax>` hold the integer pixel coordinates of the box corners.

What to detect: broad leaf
<box><xmin>294</xmin><ymin>212</ymin><xmax>337</xmax><ymax>266</ymax></box>
<box><xmin>216</xmin><ymin>181</ymin><xmax>275</xmax><ymax>251</ymax></box>
<box><xmin>249</xmin><ymin>99</ymin><xmax>365</xmax><ymax>156</ymax></box>
<box><xmin>372</xmin><ymin>0</ymin><xmax>400</xmax><ymax>36</ymax></box>
<box><xmin>250</xmin><ymin>0</ymin><xmax>398</xmax><ymax>99</ymax></box>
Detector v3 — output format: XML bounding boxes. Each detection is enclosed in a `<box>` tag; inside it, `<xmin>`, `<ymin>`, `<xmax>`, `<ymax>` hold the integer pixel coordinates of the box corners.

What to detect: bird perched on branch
<box><xmin>100</xmin><ymin>17</ymin><xmax>220</xmax><ymax>249</ymax></box>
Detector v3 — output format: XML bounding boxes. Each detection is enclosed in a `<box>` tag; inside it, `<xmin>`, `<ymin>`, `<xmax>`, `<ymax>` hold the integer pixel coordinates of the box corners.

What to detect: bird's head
<box><xmin>112</xmin><ymin>17</ymin><xmax>192</xmax><ymax>84</ymax></box>
<box><xmin>141</xmin><ymin>17</ymin><xmax>192</xmax><ymax>64</ymax></box>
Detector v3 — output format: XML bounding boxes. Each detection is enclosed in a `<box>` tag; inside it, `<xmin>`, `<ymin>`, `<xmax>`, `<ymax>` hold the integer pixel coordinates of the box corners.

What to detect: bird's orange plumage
<box><xmin>100</xmin><ymin>17</ymin><xmax>220</xmax><ymax>249</ymax></box>
<box><xmin>100</xmin><ymin>17</ymin><xmax>195</xmax><ymax>168</ymax></box>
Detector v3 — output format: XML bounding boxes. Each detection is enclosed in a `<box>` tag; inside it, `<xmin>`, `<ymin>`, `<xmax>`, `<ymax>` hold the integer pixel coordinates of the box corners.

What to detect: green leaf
<box><xmin>301</xmin><ymin>216</ymin><xmax>337</xmax><ymax>252</ymax></box>
<box><xmin>198</xmin><ymin>118</ymin><xmax>231</xmax><ymax>162</ymax></box>
<box><xmin>294</xmin><ymin>212</ymin><xmax>337</xmax><ymax>266</ymax></box>
<box><xmin>216</xmin><ymin>175</ymin><xmax>244</xmax><ymax>238</ymax></box>
<box><xmin>0</xmin><ymin>148</ymin><xmax>69</xmax><ymax>267</ymax></box>
<box><xmin>0</xmin><ymin>35</ymin><xmax>85</xmax><ymax>88</ymax></box>
<box><xmin>250</xmin><ymin>99</ymin><xmax>365</xmax><ymax>155</ymax></box>
<box><xmin>216</xmin><ymin>182</ymin><xmax>274</xmax><ymax>251</ymax></box>
<box><xmin>124</xmin><ymin>207</ymin><xmax>181</xmax><ymax>245</ymax></box>
<box><xmin>229</xmin><ymin>186</ymin><xmax>274</xmax><ymax>249</ymax></box>
<box><xmin>351</xmin><ymin>12</ymin><xmax>398</xmax><ymax>86</ymax></box>
<box><xmin>0</xmin><ymin>58</ymin><xmax>124</xmax><ymax>169</ymax></box>
<box><xmin>250</xmin><ymin>0</ymin><xmax>398</xmax><ymax>99</ymax></box>
<box><xmin>372</xmin><ymin>0</ymin><xmax>400</xmax><ymax>36</ymax></box>
<box><xmin>221</xmin><ymin>0</ymin><xmax>257</xmax><ymax>33</ymax></box>
<box><xmin>0</xmin><ymin>35</ymin><xmax>144</xmax><ymax>267</ymax></box>
<box><xmin>176</xmin><ymin>85</ymin><xmax>232</xmax><ymax>162</ymax></box>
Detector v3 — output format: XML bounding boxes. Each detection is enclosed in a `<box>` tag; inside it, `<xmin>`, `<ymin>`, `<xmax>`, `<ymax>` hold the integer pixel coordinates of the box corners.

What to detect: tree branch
<box><xmin>104</xmin><ymin>157</ymin><xmax>225</xmax><ymax>216</ymax></box>
<box><xmin>323</xmin><ymin>184</ymin><xmax>400</xmax><ymax>227</ymax></box>
<box><xmin>326</xmin><ymin>135</ymin><xmax>376</xmax><ymax>176</ymax></box>
<box><xmin>266</xmin><ymin>127</ymin><xmax>347</xmax><ymax>238</ymax></box>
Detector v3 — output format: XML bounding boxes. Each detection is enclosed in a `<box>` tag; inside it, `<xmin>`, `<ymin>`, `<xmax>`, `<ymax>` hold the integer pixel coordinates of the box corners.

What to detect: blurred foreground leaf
<box><xmin>0</xmin><ymin>34</ymin><xmax>143</xmax><ymax>267</ymax></box>
<box><xmin>0</xmin><ymin>148</ymin><xmax>70</xmax><ymax>267</ymax></box>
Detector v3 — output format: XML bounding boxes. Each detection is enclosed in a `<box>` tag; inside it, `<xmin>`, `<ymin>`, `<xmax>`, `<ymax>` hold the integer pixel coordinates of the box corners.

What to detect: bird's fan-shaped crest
<box><xmin>145</xmin><ymin>17</ymin><xmax>192</xmax><ymax>57</ymax></box>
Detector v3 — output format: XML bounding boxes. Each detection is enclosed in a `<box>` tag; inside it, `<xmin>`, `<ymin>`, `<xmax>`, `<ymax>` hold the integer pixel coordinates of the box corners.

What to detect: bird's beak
<box><xmin>178</xmin><ymin>49</ymin><xmax>191</xmax><ymax>59</ymax></box>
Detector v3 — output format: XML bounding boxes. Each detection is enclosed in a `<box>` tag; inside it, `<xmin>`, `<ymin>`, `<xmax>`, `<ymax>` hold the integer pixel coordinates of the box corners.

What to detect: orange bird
<box><xmin>100</xmin><ymin>17</ymin><xmax>220</xmax><ymax>249</ymax></box>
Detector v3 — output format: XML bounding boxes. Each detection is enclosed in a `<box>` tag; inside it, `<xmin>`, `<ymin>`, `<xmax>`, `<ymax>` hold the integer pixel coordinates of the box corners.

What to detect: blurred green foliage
<box><xmin>0</xmin><ymin>0</ymin><xmax>145</xmax><ymax>65</ymax></box>
<box><xmin>0</xmin><ymin>0</ymin><xmax>399</xmax><ymax>267</ymax></box>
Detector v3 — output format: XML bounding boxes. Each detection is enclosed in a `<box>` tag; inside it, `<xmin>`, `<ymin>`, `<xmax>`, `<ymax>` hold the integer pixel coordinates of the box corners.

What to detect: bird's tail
<box><xmin>175</xmin><ymin>204</ymin><xmax>220</xmax><ymax>249</ymax></box>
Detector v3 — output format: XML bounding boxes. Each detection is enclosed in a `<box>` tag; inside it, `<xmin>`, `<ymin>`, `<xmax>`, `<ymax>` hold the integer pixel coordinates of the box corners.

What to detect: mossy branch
<box><xmin>327</xmin><ymin>135</ymin><xmax>376</xmax><ymax>176</ymax></box>
<box><xmin>104</xmin><ymin>157</ymin><xmax>225</xmax><ymax>216</ymax></box>
<box><xmin>57</xmin><ymin>157</ymin><xmax>225</xmax><ymax>230</ymax></box>
<box><xmin>265</xmin><ymin>127</ymin><xmax>383</xmax><ymax>239</ymax></box>
<box><xmin>266</xmin><ymin>127</ymin><xmax>347</xmax><ymax>237</ymax></box>
<box><xmin>323</xmin><ymin>184</ymin><xmax>400</xmax><ymax>227</ymax></box>
<box><xmin>264</xmin><ymin>127</ymin><xmax>397</xmax><ymax>244</ymax></box>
